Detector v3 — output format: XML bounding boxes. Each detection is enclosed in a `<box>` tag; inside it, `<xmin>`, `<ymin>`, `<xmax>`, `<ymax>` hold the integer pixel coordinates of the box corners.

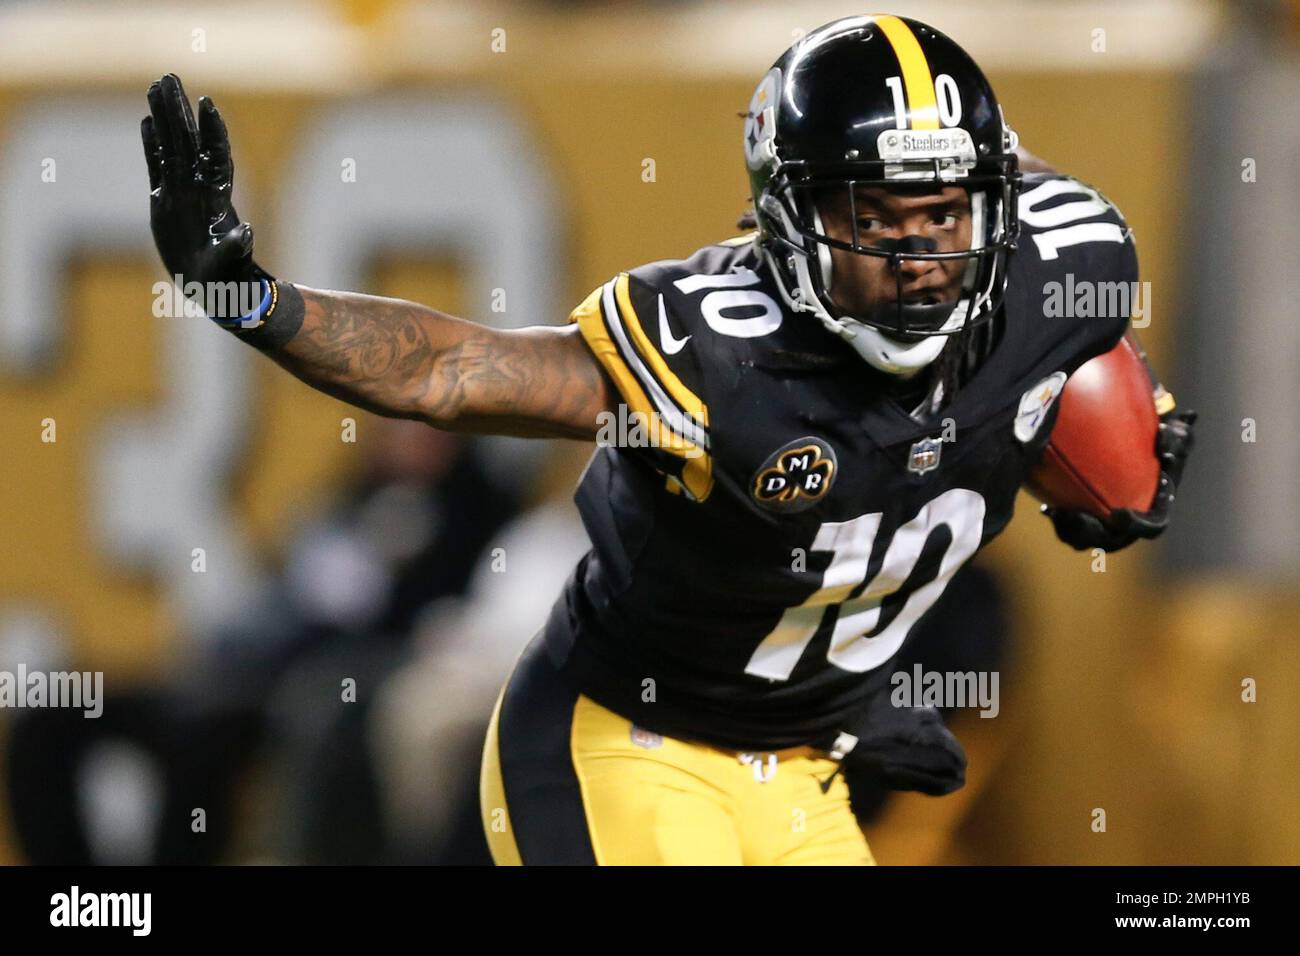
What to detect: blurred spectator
<box><xmin>5</xmin><ymin>418</ymin><xmax>521</xmax><ymax>864</ymax></box>
<box><xmin>369</xmin><ymin>493</ymin><xmax>592</xmax><ymax>863</ymax></box>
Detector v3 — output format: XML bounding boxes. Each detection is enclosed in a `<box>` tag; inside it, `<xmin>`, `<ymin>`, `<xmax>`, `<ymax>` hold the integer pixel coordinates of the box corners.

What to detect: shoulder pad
<box><xmin>1017</xmin><ymin>173</ymin><xmax>1136</xmax><ymax>279</ymax></box>
<box><xmin>567</xmin><ymin>252</ymin><xmax>738</xmax><ymax>503</ymax></box>
<box><xmin>1003</xmin><ymin>174</ymin><xmax>1141</xmax><ymax>369</ymax></box>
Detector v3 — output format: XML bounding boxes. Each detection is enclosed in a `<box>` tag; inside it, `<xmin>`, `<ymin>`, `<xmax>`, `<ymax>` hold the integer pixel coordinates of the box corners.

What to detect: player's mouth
<box><xmin>893</xmin><ymin>287</ymin><xmax>954</xmax><ymax>307</ymax></box>
<box><xmin>860</xmin><ymin>288</ymin><xmax>963</xmax><ymax>337</ymax></box>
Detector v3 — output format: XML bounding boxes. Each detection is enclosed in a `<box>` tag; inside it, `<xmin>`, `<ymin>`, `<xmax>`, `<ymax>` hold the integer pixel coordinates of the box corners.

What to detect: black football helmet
<box><xmin>744</xmin><ymin>15</ymin><xmax>1021</xmax><ymax>375</ymax></box>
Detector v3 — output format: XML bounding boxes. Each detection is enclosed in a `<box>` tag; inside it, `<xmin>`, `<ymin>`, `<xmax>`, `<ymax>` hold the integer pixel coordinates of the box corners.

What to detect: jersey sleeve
<box><xmin>1015</xmin><ymin>173</ymin><xmax>1140</xmax><ymax>371</ymax></box>
<box><xmin>567</xmin><ymin>271</ymin><xmax>715</xmax><ymax>502</ymax></box>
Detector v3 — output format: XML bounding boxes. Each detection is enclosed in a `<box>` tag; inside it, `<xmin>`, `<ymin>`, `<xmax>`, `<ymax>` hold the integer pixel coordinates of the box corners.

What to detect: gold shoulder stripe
<box><xmin>874</xmin><ymin>15</ymin><xmax>939</xmax><ymax>130</ymax></box>
<box><xmin>679</xmin><ymin>441</ymin><xmax>713</xmax><ymax>502</ymax></box>
<box><xmin>612</xmin><ymin>273</ymin><xmax>709</xmax><ymax>433</ymax></box>
<box><xmin>569</xmin><ymin>283</ymin><xmax>658</xmax><ymax>425</ymax></box>
<box><xmin>665</xmin><ymin>461</ymin><xmax>717</xmax><ymax>504</ymax></box>
<box><xmin>569</xmin><ymin>282</ymin><xmax>713</xmax><ymax>502</ymax></box>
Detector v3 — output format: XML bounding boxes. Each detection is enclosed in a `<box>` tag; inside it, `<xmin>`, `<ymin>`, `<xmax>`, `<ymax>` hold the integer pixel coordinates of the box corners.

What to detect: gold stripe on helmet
<box><xmin>874</xmin><ymin>15</ymin><xmax>940</xmax><ymax>130</ymax></box>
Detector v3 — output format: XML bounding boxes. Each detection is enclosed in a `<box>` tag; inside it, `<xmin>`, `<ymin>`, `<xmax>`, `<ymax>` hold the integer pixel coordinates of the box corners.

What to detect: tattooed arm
<box><xmin>138</xmin><ymin>75</ymin><xmax>608</xmax><ymax>438</ymax></box>
<box><xmin>267</xmin><ymin>286</ymin><xmax>614</xmax><ymax>439</ymax></box>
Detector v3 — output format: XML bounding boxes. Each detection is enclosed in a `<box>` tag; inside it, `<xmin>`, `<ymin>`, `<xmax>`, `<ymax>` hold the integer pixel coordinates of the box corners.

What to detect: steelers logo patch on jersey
<box><xmin>1014</xmin><ymin>371</ymin><xmax>1067</xmax><ymax>443</ymax></box>
<box><xmin>751</xmin><ymin>437</ymin><xmax>837</xmax><ymax>512</ymax></box>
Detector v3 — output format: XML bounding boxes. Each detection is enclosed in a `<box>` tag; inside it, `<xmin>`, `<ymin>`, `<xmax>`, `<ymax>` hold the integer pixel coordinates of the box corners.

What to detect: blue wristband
<box><xmin>210</xmin><ymin>278</ymin><xmax>305</xmax><ymax>351</ymax></box>
<box><xmin>213</xmin><ymin>278</ymin><xmax>272</xmax><ymax>330</ymax></box>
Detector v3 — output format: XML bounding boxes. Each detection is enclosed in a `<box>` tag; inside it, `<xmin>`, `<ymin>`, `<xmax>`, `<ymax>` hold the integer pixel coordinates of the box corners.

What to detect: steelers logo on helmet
<box><xmin>743</xmin><ymin>67</ymin><xmax>781</xmax><ymax>172</ymax></box>
<box><xmin>751</xmin><ymin>437</ymin><xmax>837</xmax><ymax>513</ymax></box>
<box><xmin>742</xmin><ymin>15</ymin><xmax>1022</xmax><ymax>380</ymax></box>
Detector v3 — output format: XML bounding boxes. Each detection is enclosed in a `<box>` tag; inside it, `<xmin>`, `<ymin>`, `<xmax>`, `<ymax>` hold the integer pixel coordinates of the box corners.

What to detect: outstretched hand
<box><xmin>143</xmin><ymin>73</ymin><xmax>264</xmax><ymax>309</ymax></box>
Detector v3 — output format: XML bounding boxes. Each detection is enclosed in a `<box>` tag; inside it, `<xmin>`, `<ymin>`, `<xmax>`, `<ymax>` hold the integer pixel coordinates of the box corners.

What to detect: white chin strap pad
<box><xmin>843</xmin><ymin>323</ymin><xmax>949</xmax><ymax>377</ymax></box>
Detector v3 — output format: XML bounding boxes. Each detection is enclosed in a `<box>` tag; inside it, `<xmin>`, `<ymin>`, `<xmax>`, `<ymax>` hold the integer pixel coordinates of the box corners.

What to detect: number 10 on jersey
<box><xmin>744</xmin><ymin>488</ymin><xmax>986</xmax><ymax>681</ymax></box>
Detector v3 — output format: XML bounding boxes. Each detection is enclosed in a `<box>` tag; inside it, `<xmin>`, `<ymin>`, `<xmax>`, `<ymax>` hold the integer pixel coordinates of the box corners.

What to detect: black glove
<box><xmin>829</xmin><ymin>689</ymin><xmax>967</xmax><ymax>797</ymax></box>
<box><xmin>142</xmin><ymin>73</ymin><xmax>268</xmax><ymax>320</ymax></box>
<box><xmin>1044</xmin><ymin>408</ymin><xmax>1196</xmax><ymax>552</ymax></box>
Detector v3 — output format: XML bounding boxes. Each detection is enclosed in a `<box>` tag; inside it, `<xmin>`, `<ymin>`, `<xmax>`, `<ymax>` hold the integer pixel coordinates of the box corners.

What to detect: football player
<box><xmin>143</xmin><ymin>14</ymin><xmax>1194</xmax><ymax>865</ymax></box>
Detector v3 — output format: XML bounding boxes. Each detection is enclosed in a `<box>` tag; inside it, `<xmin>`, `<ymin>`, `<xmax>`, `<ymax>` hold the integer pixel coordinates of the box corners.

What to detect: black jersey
<box><xmin>542</xmin><ymin>173</ymin><xmax>1136</xmax><ymax>750</ymax></box>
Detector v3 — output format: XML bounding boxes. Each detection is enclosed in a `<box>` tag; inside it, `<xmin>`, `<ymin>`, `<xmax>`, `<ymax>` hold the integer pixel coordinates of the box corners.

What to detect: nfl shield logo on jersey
<box><xmin>908</xmin><ymin>437</ymin><xmax>943</xmax><ymax>475</ymax></box>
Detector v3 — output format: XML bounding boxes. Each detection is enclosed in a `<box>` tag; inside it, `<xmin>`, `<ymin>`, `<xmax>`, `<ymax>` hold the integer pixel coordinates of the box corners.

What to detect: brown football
<box><xmin>1024</xmin><ymin>336</ymin><xmax>1161</xmax><ymax>518</ymax></box>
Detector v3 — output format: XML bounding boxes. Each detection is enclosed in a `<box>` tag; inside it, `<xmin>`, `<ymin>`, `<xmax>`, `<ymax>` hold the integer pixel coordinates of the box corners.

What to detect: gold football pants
<box><xmin>480</xmin><ymin>635</ymin><xmax>874</xmax><ymax>866</ymax></box>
